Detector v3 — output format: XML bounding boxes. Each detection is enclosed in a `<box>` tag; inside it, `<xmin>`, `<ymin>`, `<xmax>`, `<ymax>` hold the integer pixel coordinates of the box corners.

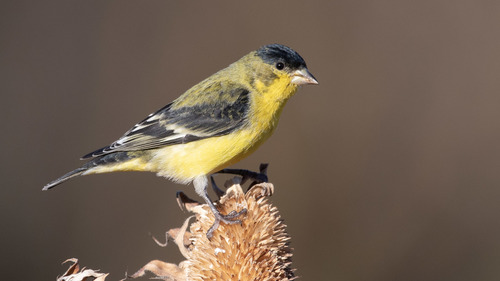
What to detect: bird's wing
<box><xmin>81</xmin><ymin>85</ymin><xmax>251</xmax><ymax>159</ymax></box>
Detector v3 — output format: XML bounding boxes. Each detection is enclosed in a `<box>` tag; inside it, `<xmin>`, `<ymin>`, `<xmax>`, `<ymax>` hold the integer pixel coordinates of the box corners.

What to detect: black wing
<box><xmin>82</xmin><ymin>86</ymin><xmax>250</xmax><ymax>159</ymax></box>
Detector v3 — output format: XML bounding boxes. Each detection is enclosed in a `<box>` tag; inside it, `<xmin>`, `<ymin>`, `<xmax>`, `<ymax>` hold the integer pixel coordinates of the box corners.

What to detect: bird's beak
<box><xmin>291</xmin><ymin>68</ymin><xmax>319</xmax><ymax>85</ymax></box>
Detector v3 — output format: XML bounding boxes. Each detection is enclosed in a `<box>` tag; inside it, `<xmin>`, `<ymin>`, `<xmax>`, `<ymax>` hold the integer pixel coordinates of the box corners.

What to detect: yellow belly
<box><xmin>146</xmin><ymin>127</ymin><xmax>272</xmax><ymax>183</ymax></box>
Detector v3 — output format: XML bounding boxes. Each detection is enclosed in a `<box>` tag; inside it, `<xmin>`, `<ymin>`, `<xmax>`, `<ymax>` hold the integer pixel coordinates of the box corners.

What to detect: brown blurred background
<box><xmin>2</xmin><ymin>1</ymin><xmax>500</xmax><ymax>280</ymax></box>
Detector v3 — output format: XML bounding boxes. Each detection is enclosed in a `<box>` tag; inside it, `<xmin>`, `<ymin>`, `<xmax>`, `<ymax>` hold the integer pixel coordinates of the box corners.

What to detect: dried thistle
<box><xmin>56</xmin><ymin>258</ymin><xmax>109</xmax><ymax>281</ymax></box>
<box><xmin>130</xmin><ymin>179</ymin><xmax>296</xmax><ymax>281</ymax></box>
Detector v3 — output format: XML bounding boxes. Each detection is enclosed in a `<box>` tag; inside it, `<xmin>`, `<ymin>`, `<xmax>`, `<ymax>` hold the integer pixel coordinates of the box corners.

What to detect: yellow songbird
<box><xmin>44</xmin><ymin>44</ymin><xmax>318</xmax><ymax>237</ymax></box>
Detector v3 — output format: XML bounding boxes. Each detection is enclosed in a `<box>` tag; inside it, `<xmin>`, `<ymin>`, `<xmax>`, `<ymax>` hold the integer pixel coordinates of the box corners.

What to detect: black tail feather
<box><xmin>43</xmin><ymin>151</ymin><xmax>137</xmax><ymax>190</ymax></box>
<box><xmin>43</xmin><ymin>167</ymin><xmax>87</xmax><ymax>190</ymax></box>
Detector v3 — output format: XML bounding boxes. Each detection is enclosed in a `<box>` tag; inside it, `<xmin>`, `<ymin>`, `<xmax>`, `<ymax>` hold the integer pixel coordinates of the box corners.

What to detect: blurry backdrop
<box><xmin>2</xmin><ymin>1</ymin><xmax>500</xmax><ymax>280</ymax></box>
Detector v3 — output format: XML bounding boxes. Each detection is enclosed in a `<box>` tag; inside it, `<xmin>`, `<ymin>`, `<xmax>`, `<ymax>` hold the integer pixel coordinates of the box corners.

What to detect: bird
<box><xmin>44</xmin><ymin>43</ymin><xmax>318</xmax><ymax>237</ymax></box>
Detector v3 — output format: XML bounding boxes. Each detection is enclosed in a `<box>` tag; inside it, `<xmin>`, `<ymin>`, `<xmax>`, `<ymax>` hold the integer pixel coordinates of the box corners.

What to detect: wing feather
<box><xmin>82</xmin><ymin>85</ymin><xmax>250</xmax><ymax>159</ymax></box>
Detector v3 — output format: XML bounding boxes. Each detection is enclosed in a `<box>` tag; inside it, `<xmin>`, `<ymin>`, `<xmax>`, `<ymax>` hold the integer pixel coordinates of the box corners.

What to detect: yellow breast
<box><xmin>149</xmin><ymin>76</ymin><xmax>298</xmax><ymax>183</ymax></box>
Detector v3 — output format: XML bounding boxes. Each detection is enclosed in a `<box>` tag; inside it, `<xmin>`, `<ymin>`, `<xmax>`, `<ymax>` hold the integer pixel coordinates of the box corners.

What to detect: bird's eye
<box><xmin>275</xmin><ymin>62</ymin><xmax>285</xmax><ymax>70</ymax></box>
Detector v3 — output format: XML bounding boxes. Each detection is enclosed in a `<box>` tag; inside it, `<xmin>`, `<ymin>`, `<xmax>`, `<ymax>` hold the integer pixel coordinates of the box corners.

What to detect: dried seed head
<box><xmin>187</xmin><ymin>182</ymin><xmax>295</xmax><ymax>281</ymax></box>
<box><xmin>131</xmin><ymin>180</ymin><xmax>296</xmax><ymax>281</ymax></box>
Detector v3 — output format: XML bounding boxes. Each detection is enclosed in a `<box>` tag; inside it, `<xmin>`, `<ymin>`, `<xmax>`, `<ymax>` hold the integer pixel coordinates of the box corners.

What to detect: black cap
<box><xmin>256</xmin><ymin>44</ymin><xmax>307</xmax><ymax>70</ymax></box>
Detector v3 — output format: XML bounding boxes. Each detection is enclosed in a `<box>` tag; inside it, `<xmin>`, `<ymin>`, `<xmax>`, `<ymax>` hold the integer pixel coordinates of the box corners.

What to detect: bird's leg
<box><xmin>217</xmin><ymin>163</ymin><xmax>269</xmax><ymax>187</ymax></box>
<box><xmin>193</xmin><ymin>176</ymin><xmax>247</xmax><ymax>239</ymax></box>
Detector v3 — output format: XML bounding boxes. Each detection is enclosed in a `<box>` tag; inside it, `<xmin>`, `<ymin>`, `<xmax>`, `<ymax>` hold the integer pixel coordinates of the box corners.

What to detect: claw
<box><xmin>206</xmin><ymin>208</ymin><xmax>247</xmax><ymax>239</ymax></box>
<box><xmin>223</xmin><ymin>208</ymin><xmax>247</xmax><ymax>220</ymax></box>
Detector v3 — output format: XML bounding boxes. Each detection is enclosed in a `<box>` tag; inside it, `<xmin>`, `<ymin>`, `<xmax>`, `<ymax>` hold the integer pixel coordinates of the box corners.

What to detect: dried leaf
<box><xmin>61</xmin><ymin>258</ymin><xmax>80</xmax><ymax>276</ymax></box>
<box><xmin>127</xmin><ymin>260</ymin><xmax>185</xmax><ymax>281</ymax></box>
<box><xmin>57</xmin><ymin>258</ymin><xmax>108</xmax><ymax>281</ymax></box>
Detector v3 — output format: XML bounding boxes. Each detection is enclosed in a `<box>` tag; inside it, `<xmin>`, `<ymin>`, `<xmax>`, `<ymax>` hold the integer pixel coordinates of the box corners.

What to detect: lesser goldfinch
<box><xmin>44</xmin><ymin>44</ymin><xmax>317</xmax><ymax>236</ymax></box>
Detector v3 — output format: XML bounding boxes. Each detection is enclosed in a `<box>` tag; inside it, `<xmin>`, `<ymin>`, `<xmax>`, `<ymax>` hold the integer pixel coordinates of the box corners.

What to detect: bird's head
<box><xmin>255</xmin><ymin>44</ymin><xmax>318</xmax><ymax>87</ymax></box>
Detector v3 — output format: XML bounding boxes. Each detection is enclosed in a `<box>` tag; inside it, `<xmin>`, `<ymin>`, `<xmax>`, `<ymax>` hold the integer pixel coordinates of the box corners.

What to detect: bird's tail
<box><xmin>43</xmin><ymin>167</ymin><xmax>87</xmax><ymax>190</ymax></box>
<box><xmin>43</xmin><ymin>151</ymin><xmax>143</xmax><ymax>191</ymax></box>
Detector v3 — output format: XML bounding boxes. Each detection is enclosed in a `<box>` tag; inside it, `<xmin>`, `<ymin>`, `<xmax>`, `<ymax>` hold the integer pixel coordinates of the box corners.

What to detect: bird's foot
<box><xmin>206</xmin><ymin>207</ymin><xmax>247</xmax><ymax>239</ymax></box>
<box><xmin>199</xmin><ymin>180</ymin><xmax>248</xmax><ymax>239</ymax></box>
<box><xmin>197</xmin><ymin>165</ymin><xmax>268</xmax><ymax>239</ymax></box>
